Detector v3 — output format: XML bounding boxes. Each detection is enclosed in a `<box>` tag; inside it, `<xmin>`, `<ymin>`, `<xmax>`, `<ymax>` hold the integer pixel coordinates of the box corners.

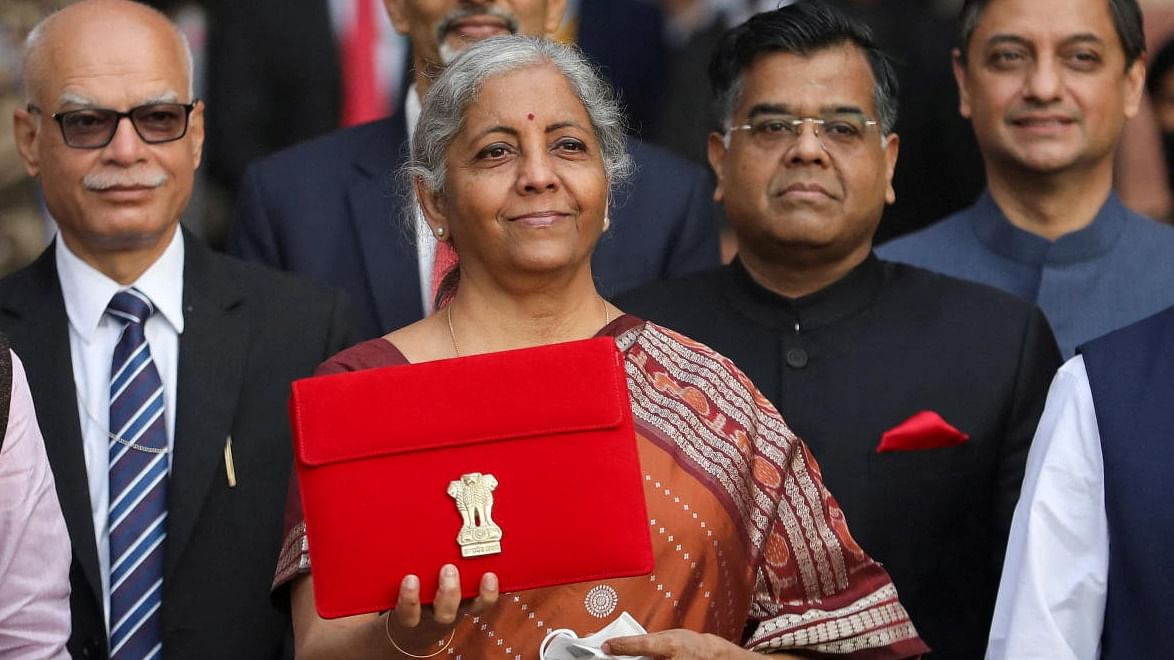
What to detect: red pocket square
<box><xmin>876</xmin><ymin>410</ymin><xmax>970</xmax><ymax>453</ymax></box>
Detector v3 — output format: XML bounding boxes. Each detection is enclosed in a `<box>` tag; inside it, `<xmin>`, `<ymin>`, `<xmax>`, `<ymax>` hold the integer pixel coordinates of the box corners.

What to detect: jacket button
<box><xmin>785</xmin><ymin>348</ymin><xmax>808</xmax><ymax>369</ymax></box>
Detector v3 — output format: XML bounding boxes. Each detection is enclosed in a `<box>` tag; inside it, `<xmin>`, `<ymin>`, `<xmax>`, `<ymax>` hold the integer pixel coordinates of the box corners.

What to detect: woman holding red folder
<box><xmin>274</xmin><ymin>35</ymin><xmax>926</xmax><ymax>660</ymax></box>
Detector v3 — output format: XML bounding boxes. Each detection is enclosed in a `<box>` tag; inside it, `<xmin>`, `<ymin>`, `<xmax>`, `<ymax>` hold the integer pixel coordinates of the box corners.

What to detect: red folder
<box><xmin>290</xmin><ymin>337</ymin><xmax>654</xmax><ymax>619</ymax></box>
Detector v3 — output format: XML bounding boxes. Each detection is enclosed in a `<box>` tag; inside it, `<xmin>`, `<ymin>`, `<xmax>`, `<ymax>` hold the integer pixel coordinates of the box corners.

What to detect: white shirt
<box><xmin>987</xmin><ymin>355</ymin><xmax>1108</xmax><ymax>660</ymax></box>
<box><xmin>405</xmin><ymin>84</ymin><xmax>439</xmax><ymax>316</ymax></box>
<box><xmin>56</xmin><ymin>229</ymin><xmax>186</xmax><ymax>631</ymax></box>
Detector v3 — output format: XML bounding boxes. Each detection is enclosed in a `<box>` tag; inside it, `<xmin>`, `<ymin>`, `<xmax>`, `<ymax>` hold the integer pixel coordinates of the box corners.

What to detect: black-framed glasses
<box><xmin>27</xmin><ymin>102</ymin><xmax>197</xmax><ymax>149</ymax></box>
<box><xmin>726</xmin><ymin>112</ymin><xmax>882</xmax><ymax>153</ymax></box>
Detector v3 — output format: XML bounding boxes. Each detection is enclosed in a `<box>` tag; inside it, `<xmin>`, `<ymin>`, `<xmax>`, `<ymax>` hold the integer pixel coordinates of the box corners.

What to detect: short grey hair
<box><xmin>405</xmin><ymin>35</ymin><xmax>633</xmax><ymax>201</ymax></box>
<box><xmin>22</xmin><ymin>0</ymin><xmax>196</xmax><ymax>102</ymax></box>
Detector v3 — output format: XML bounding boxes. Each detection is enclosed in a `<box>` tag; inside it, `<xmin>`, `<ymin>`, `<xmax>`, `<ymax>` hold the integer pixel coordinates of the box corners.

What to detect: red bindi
<box><xmin>527</xmin><ymin>113</ymin><xmax>535</xmax><ymax>120</ymax></box>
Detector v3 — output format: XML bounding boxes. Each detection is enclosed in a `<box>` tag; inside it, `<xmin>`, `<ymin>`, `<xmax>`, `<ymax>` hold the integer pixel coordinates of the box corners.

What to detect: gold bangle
<box><xmin>384</xmin><ymin>614</ymin><xmax>456</xmax><ymax>658</ymax></box>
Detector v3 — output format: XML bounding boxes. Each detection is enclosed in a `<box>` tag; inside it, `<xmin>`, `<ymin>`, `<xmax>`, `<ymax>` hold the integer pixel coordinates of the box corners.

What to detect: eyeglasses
<box><xmin>726</xmin><ymin>113</ymin><xmax>882</xmax><ymax>152</ymax></box>
<box><xmin>26</xmin><ymin>102</ymin><xmax>197</xmax><ymax>149</ymax></box>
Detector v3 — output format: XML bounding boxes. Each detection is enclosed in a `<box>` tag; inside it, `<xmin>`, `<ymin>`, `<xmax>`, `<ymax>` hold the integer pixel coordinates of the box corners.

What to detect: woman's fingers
<box><xmin>469</xmin><ymin>572</ymin><xmax>499</xmax><ymax>615</ymax></box>
<box><xmin>393</xmin><ymin>574</ymin><xmax>422</xmax><ymax>627</ymax></box>
<box><xmin>392</xmin><ymin>566</ymin><xmax>500</xmax><ymax>631</ymax></box>
<box><xmin>431</xmin><ymin>564</ymin><xmax>463</xmax><ymax>625</ymax></box>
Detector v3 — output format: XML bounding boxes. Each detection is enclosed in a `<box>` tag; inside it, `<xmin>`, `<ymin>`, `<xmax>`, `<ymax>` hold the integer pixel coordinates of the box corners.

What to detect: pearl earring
<box><xmin>435</xmin><ymin>226</ymin><xmax>447</xmax><ymax>239</ymax></box>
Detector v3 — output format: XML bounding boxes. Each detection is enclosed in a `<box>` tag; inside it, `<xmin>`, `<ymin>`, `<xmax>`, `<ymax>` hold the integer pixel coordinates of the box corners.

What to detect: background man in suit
<box><xmin>878</xmin><ymin>0</ymin><xmax>1174</xmax><ymax>357</ymax></box>
<box><xmin>204</xmin><ymin>0</ymin><xmax>413</xmax><ymax>213</ymax></box>
<box><xmin>205</xmin><ymin>0</ymin><xmax>667</xmax><ymax>209</ymax></box>
<box><xmin>230</xmin><ymin>0</ymin><xmax>720</xmax><ymax>340</ymax></box>
<box><xmin>5</xmin><ymin>1</ymin><xmax>356</xmax><ymax>657</ymax></box>
<box><xmin>616</xmin><ymin>5</ymin><xmax>1061</xmax><ymax>657</ymax></box>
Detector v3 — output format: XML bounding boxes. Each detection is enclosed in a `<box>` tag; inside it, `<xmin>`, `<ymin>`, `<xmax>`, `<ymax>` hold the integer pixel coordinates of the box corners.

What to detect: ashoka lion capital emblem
<box><xmin>447</xmin><ymin>472</ymin><xmax>503</xmax><ymax>557</ymax></box>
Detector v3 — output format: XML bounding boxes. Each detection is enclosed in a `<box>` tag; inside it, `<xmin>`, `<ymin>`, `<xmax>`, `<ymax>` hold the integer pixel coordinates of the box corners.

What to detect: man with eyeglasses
<box><xmin>879</xmin><ymin>0</ymin><xmax>1174</xmax><ymax>358</ymax></box>
<box><xmin>2</xmin><ymin>1</ymin><xmax>357</xmax><ymax>658</ymax></box>
<box><xmin>617</xmin><ymin>4</ymin><xmax>1060</xmax><ymax>658</ymax></box>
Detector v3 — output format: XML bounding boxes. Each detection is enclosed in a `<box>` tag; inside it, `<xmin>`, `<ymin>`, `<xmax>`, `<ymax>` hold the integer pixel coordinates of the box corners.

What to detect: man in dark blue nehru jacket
<box><xmin>879</xmin><ymin>0</ymin><xmax>1174</xmax><ymax>358</ymax></box>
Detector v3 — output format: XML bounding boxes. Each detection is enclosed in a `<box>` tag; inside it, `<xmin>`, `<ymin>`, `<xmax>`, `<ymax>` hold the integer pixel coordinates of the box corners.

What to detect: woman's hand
<box><xmin>385</xmin><ymin>564</ymin><xmax>499</xmax><ymax>655</ymax></box>
<box><xmin>602</xmin><ymin>630</ymin><xmax>803</xmax><ymax>659</ymax></box>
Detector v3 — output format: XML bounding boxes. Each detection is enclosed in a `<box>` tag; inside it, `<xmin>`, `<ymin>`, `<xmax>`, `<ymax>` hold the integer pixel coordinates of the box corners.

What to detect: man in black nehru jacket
<box><xmin>617</xmin><ymin>4</ymin><xmax>1061</xmax><ymax>657</ymax></box>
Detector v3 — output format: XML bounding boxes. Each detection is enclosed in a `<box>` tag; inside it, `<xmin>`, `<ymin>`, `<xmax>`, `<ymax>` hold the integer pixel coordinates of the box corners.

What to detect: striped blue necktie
<box><xmin>106</xmin><ymin>288</ymin><xmax>168</xmax><ymax>659</ymax></box>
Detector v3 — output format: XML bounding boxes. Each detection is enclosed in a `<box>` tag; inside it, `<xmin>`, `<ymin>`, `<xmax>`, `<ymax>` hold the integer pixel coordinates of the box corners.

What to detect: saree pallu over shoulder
<box><xmin>275</xmin><ymin>318</ymin><xmax>927</xmax><ymax>658</ymax></box>
<box><xmin>618</xmin><ymin>322</ymin><xmax>924</xmax><ymax>658</ymax></box>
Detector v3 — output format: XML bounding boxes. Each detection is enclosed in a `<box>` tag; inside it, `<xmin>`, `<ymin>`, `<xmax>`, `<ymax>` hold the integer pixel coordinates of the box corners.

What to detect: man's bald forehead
<box><xmin>22</xmin><ymin>0</ymin><xmax>194</xmax><ymax>102</ymax></box>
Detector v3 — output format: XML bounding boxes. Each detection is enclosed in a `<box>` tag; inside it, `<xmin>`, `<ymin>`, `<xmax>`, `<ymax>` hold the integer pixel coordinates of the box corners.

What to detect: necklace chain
<box><xmin>446</xmin><ymin>299</ymin><xmax>611</xmax><ymax>358</ymax></box>
<box><xmin>447</xmin><ymin>304</ymin><xmax>460</xmax><ymax>357</ymax></box>
<box><xmin>76</xmin><ymin>387</ymin><xmax>169</xmax><ymax>455</ymax></box>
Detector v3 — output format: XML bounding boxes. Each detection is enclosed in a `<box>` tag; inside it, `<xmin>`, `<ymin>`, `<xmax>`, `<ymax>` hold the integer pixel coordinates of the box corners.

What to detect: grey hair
<box><xmin>22</xmin><ymin>0</ymin><xmax>196</xmax><ymax>102</ymax></box>
<box><xmin>404</xmin><ymin>35</ymin><xmax>633</xmax><ymax>202</ymax></box>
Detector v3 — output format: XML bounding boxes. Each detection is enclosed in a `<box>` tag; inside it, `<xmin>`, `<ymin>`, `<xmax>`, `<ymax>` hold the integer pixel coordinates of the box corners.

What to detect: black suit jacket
<box><xmin>616</xmin><ymin>256</ymin><xmax>1062</xmax><ymax>659</ymax></box>
<box><xmin>230</xmin><ymin>112</ymin><xmax>719</xmax><ymax>339</ymax></box>
<box><xmin>576</xmin><ymin>0</ymin><xmax>666</xmax><ymax>135</ymax></box>
<box><xmin>0</xmin><ymin>234</ymin><xmax>357</xmax><ymax>659</ymax></box>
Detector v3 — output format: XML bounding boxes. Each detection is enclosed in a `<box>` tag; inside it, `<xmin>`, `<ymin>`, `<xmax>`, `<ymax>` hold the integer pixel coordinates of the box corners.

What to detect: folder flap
<box><xmin>292</xmin><ymin>337</ymin><xmax>627</xmax><ymax>467</ymax></box>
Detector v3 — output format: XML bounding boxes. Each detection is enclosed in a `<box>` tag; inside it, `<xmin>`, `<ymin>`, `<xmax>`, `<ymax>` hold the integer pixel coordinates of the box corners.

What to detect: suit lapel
<box><xmin>349</xmin><ymin>116</ymin><xmax>424</xmax><ymax>333</ymax></box>
<box><xmin>164</xmin><ymin>235</ymin><xmax>248</xmax><ymax>578</ymax></box>
<box><xmin>0</xmin><ymin>247</ymin><xmax>105</xmax><ymax>617</ymax></box>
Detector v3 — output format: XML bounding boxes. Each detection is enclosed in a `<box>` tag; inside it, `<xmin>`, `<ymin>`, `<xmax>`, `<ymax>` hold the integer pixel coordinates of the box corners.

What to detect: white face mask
<box><xmin>539</xmin><ymin>611</ymin><xmax>649</xmax><ymax>660</ymax></box>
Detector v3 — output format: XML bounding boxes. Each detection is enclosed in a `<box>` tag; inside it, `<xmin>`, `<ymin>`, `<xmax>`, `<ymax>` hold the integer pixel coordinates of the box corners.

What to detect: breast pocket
<box><xmin>866</xmin><ymin>440</ymin><xmax>984</xmax><ymax>483</ymax></box>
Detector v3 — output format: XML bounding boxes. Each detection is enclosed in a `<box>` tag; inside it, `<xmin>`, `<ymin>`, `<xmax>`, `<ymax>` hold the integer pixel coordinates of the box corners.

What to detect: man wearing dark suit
<box><xmin>230</xmin><ymin>0</ymin><xmax>719</xmax><ymax>340</ymax></box>
<box><xmin>615</xmin><ymin>6</ymin><xmax>1061</xmax><ymax>658</ymax></box>
<box><xmin>5</xmin><ymin>2</ymin><xmax>356</xmax><ymax>657</ymax></box>
<box><xmin>203</xmin><ymin>0</ymin><xmax>412</xmax><ymax>208</ymax></box>
<box><xmin>571</xmin><ymin>0</ymin><xmax>667</xmax><ymax>134</ymax></box>
<box><xmin>204</xmin><ymin>0</ymin><xmax>667</xmax><ymax>203</ymax></box>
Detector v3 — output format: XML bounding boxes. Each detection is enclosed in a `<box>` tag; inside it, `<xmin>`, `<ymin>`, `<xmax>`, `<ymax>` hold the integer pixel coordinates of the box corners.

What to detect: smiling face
<box><xmin>14</xmin><ymin>0</ymin><xmax>203</xmax><ymax>272</ymax></box>
<box><xmin>708</xmin><ymin>46</ymin><xmax>898</xmax><ymax>269</ymax></box>
<box><xmin>385</xmin><ymin>0</ymin><xmax>566</xmax><ymax>86</ymax></box>
<box><xmin>955</xmin><ymin>0</ymin><xmax>1144</xmax><ymax>179</ymax></box>
<box><xmin>416</xmin><ymin>63</ymin><xmax>608</xmax><ymax>285</ymax></box>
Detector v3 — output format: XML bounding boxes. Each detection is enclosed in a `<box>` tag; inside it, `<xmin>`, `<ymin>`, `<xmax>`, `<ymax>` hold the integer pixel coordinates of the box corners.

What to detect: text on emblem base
<box><xmin>448</xmin><ymin>472</ymin><xmax>504</xmax><ymax>558</ymax></box>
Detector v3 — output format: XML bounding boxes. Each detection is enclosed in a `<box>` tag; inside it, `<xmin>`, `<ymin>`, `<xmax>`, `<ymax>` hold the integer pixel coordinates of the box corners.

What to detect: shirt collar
<box><xmin>406</xmin><ymin>83</ymin><xmax>422</xmax><ymax>147</ymax></box>
<box><xmin>968</xmin><ymin>188</ymin><xmax>1127</xmax><ymax>265</ymax></box>
<box><xmin>57</xmin><ymin>229</ymin><xmax>186</xmax><ymax>343</ymax></box>
<box><xmin>723</xmin><ymin>253</ymin><xmax>885</xmax><ymax>332</ymax></box>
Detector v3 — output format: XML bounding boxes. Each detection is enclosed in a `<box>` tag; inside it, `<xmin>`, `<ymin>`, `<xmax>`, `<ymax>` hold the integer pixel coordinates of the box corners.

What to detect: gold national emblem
<box><xmin>447</xmin><ymin>472</ymin><xmax>503</xmax><ymax>557</ymax></box>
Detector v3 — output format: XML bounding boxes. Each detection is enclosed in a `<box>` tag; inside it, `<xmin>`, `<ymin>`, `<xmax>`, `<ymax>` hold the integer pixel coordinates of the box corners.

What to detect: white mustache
<box><xmin>436</xmin><ymin>6</ymin><xmax>519</xmax><ymax>65</ymax></box>
<box><xmin>436</xmin><ymin>6</ymin><xmax>520</xmax><ymax>38</ymax></box>
<box><xmin>83</xmin><ymin>170</ymin><xmax>167</xmax><ymax>191</ymax></box>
